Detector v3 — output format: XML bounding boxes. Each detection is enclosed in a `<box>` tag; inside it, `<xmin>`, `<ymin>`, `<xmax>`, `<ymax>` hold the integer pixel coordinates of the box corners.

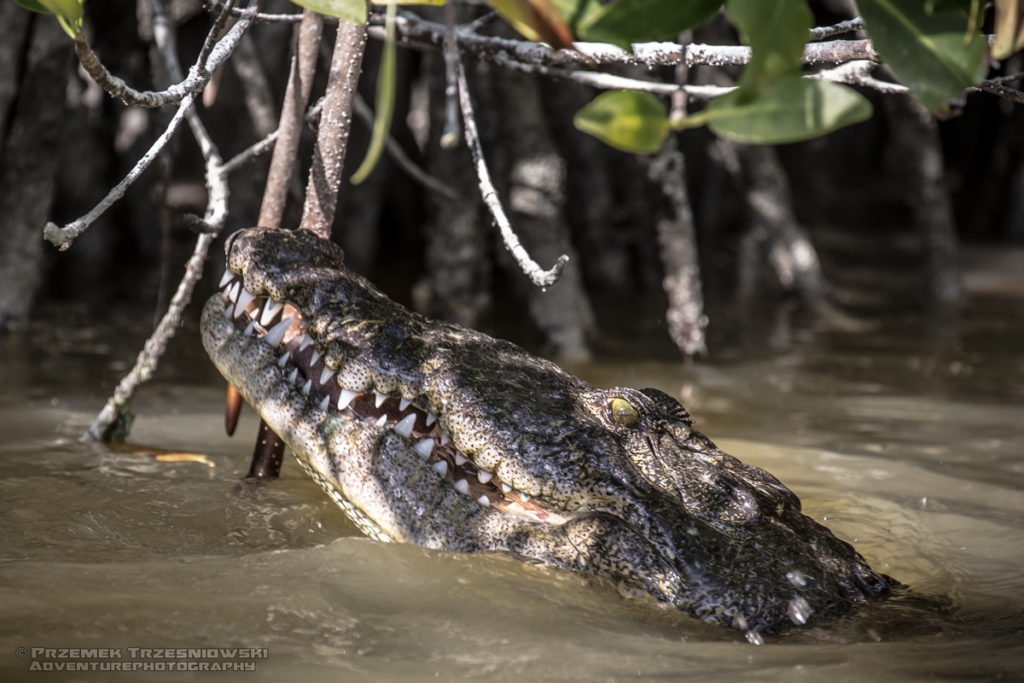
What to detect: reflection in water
<box><xmin>1</xmin><ymin>296</ymin><xmax>1023</xmax><ymax>681</ymax></box>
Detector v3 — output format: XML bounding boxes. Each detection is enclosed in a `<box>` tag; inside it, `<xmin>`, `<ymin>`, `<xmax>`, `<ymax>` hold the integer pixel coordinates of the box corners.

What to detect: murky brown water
<box><xmin>2</xmin><ymin>295</ymin><xmax>1023</xmax><ymax>682</ymax></box>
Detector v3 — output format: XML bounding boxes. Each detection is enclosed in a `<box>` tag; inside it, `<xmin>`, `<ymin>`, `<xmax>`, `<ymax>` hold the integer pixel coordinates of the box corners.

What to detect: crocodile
<box><xmin>201</xmin><ymin>226</ymin><xmax>895</xmax><ymax>636</ymax></box>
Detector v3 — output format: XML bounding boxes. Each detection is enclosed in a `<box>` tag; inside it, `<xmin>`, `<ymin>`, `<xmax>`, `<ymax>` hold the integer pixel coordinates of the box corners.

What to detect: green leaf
<box><xmin>351</xmin><ymin>0</ymin><xmax>397</xmax><ymax>184</ymax></box>
<box><xmin>725</xmin><ymin>0</ymin><xmax>812</xmax><ymax>99</ymax></box>
<box><xmin>858</xmin><ymin>0</ymin><xmax>987</xmax><ymax>113</ymax></box>
<box><xmin>15</xmin><ymin>0</ymin><xmax>84</xmax><ymax>38</ymax></box>
<box><xmin>573</xmin><ymin>90</ymin><xmax>669</xmax><ymax>154</ymax></box>
<box><xmin>690</xmin><ymin>75</ymin><xmax>872</xmax><ymax>144</ymax></box>
<box><xmin>10</xmin><ymin>0</ymin><xmax>54</xmax><ymax>14</ymax></box>
<box><xmin>290</xmin><ymin>0</ymin><xmax>366</xmax><ymax>23</ymax></box>
<box><xmin>578</xmin><ymin>0</ymin><xmax>723</xmax><ymax>49</ymax></box>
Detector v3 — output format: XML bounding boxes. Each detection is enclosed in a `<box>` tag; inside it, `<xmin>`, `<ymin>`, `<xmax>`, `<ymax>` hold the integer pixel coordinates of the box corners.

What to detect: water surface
<box><xmin>2</xmin><ymin>296</ymin><xmax>1023</xmax><ymax>682</ymax></box>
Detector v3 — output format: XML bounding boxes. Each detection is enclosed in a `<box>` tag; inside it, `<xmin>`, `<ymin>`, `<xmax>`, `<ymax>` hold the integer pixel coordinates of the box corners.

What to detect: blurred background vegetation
<box><xmin>1</xmin><ymin>0</ymin><xmax>1022</xmax><ymax>367</ymax></box>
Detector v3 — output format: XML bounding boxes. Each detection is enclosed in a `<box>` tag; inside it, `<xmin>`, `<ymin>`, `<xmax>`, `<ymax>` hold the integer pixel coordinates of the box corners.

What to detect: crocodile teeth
<box><xmin>454</xmin><ymin>453</ymin><xmax>467</xmax><ymax>466</ymax></box>
<box><xmin>297</xmin><ymin>334</ymin><xmax>312</xmax><ymax>351</ymax></box>
<box><xmin>278</xmin><ymin>352</ymin><xmax>290</xmax><ymax>367</ymax></box>
<box><xmin>477</xmin><ymin>470</ymin><xmax>492</xmax><ymax>484</ymax></box>
<box><xmin>374</xmin><ymin>392</ymin><xmax>387</xmax><ymax>408</ymax></box>
<box><xmin>319</xmin><ymin>367</ymin><xmax>335</xmax><ymax>385</ymax></box>
<box><xmin>265</xmin><ymin>316</ymin><xmax>294</xmax><ymax>348</ymax></box>
<box><xmin>501</xmin><ymin>483</ymin><xmax>512</xmax><ymax>493</ymax></box>
<box><xmin>223</xmin><ymin>303</ymin><xmax>234</xmax><ymax>320</ymax></box>
<box><xmin>520</xmin><ymin>492</ymin><xmax>530</xmax><ymax>502</ymax></box>
<box><xmin>426</xmin><ymin>412</ymin><xmax>437</xmax><ymax>427</ymax></box>
<box><xmin>309</xmin><ymin>349</ymin><xmax>321</xmax><ymax>366</ymax></box>
<box><xmin>394</xmin><ymin>413</ymin><xmax>417</xmax><ymax>438</ymax></box>
<box><xmin>431</xmin><ymin>460</ymin><xmax>448</xmax><ymax>476</ymax></box>
<box><xmin>319</xmin><ymin>395</ymin><xmax>330</xmax><ymax>411</ymax></box>
<box><xmin>235</xmin><ymin>288</ymin><xmax>256</xmax><ymax>317</ymax></box>
<box><xmin>477</xmin><ymin>495</ymin><xmax>490</xmax><ymax>507</ymax></box>
<box><xmin>260</xmin><ymin>299</ymin><xmax>284</xmax><ymax>326</ymax></box>
<box><xmin>414</xmin><ymin>438</ymin><xmax>435</xmax><ymax>459</ymax></box>
<box><xmin>375</xmin><ymin>414</ymin><xmax>388</xmax><ymax>426</ymax></box>
<box><xmin>441</xmin><ymin>434</ymin><xmax>451</xmax><ymax>446</ymax></box>
<box><xmin>399</xmin><ymin>397</ymin><xmax>411</xmax><ymax>411</ymax></box>
<box><xmin>454</xmin><ymin>479</ymin><xmax>469</xmax><ymax>494</ymax></box>
<box><xmin>301</xmin><ymin>379</ymin><xmax>312</xmax><ymax>396</ymax></box>
<box><xmin>288</xmin><ymin>367</ymin><xmax>298</xmax><ymax>383</ymax></box>
<box><xmin>338</xmin><ymin>389</ymin><xmax>357</xmax><ymax>410</ymax></box>
<box><xmin>243</xmin><ymin>320</ymin><xmax>255</xmax><ymax>337</ymax></box>
<box><xmin>219</xmin><ymin>270</ymin><xmax>234</xmax><ymax>288</ymax></box>
<box><xmin>227</xmin><ymin>281</ymin><xmax>241</xmax><ymax>303</ymax></box>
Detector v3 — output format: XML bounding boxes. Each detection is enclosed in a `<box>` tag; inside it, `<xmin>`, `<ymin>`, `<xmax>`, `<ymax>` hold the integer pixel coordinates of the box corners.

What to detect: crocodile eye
<box><xmin>609</xmin><ymin>398</ymin><xmax>639</xmax><ymax>426</ymax></box>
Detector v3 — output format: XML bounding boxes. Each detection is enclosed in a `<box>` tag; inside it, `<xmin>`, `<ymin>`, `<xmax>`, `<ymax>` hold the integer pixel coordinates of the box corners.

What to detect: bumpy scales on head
<box><xmin>202</xmin><ymin>227</ymin><xmax>895</xmax><ymax>636</ymax></box>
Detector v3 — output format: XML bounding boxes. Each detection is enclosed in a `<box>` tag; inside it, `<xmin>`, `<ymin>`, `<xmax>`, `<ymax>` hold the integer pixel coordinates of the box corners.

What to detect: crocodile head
<box><xmin>201</xmin><ymin>227</ymin><xmax>894</xmax><ymax>635</ymax></box>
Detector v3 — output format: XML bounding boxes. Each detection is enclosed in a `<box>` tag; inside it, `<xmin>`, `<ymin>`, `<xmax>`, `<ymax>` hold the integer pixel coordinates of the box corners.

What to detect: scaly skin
<box><xmin>201</xmin><ymin>227</ymin><xmax>894</xmax><ymax>635</ymax></box>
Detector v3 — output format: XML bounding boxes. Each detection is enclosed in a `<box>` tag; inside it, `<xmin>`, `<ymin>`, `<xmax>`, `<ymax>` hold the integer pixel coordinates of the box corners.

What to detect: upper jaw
<box><xmin>207</xmin><ymin>266</ymin><xmax>587</xmax><ymax>527</ymax></box>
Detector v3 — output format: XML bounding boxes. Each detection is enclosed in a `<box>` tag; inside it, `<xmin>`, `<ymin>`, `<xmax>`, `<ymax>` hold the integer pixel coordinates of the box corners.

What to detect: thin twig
<box><xmin>808</xmin><ymin>17</ymin><xmax>864</xmax><ymax>41</ymax></box>
<box><xmin>987</xmin><ymin>71</ymin><xmax>1024</xmax><ymax>84</ymax></box>
<box><xmin>456</xmin><ymin>59</ymin><xmax>567</xmax><ymax>289</ymax></box>
<box><xmin>205</xmin><ymin>0</ymin><xmax>304</xmax><ymax>23</ymax></box>
<box><xmin>74</xmin><ymin>0</ymin><xmax>262</xmax><ymax>108</ymax></box>
<box><xmin>530</xmin><ymin>59</ymin><xmax>907</xmax><ymax>99</ymax></box>
<box><xmin>221</xmin><ymin>129</ymin><xmax>279</xmax><ymax>174</ymax></box>
<box><xmin>974</xmin><ymin>79</ymin><xmax>1024</xmax><ymax>104</ymax></box>
<box><xmin>501</xmin><ymin>53</ymin><xmax>895</xmax><ymax>100</ymax></box>
<box><xmin>43</xmin><ymin>94</ymin><xmax>196</xmax><ymax>250</ymax></box>
<box><xmin>493</xmin><ymin>54</ymin><xmax>734</xmax><ymax>99</ymax></box>
<box><xmin>305</xmin><ymin>96</ymin><xmax>325</xmax><ymax>122</ymax></box>
<box><xmin>815</xmin><ymin>60</ymin><xmax>1024</xmax><ymax>107</ymax></box>
<box><xmin>221</xmin><ymin>75</ymin><xmax>331</xmax><ymax>178</ymax></box>
<box><xmin>464</xmin><ymin>11</ymin><xmax>497</xmax><ymax>33</ymax></box>
<box><xmin>193</xmin><ymin>0</ymin><xmax>236</xmax><ymax>71</ymax></box>
<box><xmin>810</xmin><ymin>60</ymin><xmax>909</xmax><ymax>94</ymax></box>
